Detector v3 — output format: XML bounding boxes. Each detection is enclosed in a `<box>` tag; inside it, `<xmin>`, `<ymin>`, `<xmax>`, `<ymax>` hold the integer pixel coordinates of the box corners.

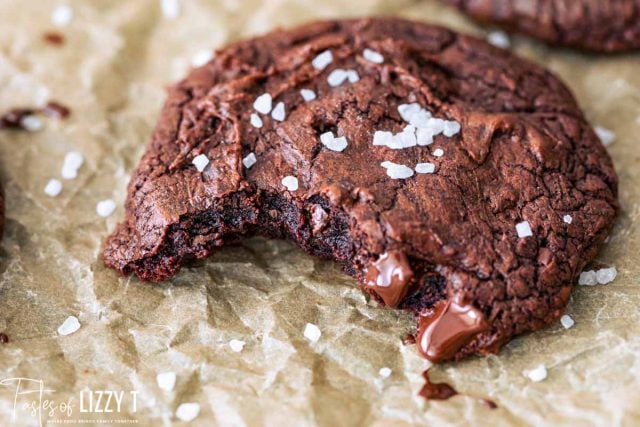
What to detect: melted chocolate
<box><xmin>419</xmin><ymin>370</ymin><xmax>458</xmax><ymax>400</ymax></box>
<box><xmin>0</xmin><ymin>101</ymin><xmax>71</xmax><ymax>130</ymax></box>
<box><xmin>417</xmin><ymin>296</ymin><xmax>489</xmax><ymax>363</ymax></box>
<box><xmin>43</xmin><ymin>31</ymin><xmax>65</xmax><ymax>46</ymax></box>
<box><xmin>42</xmin><ymin>101</ymin><xmax>71</xmax><ymax>119</ymax></box>
<box><xmin>0</xmin><ymin>333</ymin><xmax>8</xmax><ymax>344</ymax></box>
<box><xmin>0</xmin><ymin>108</ymin><xmax>35</xmax><ymax>129</ymax></box>
<box><xmin>481</xmin><ymin>399</ymin><xmax>498</xmax><ymax>409</ymax></box>
<box><xmin>419</xmin><ymin>369</ymin><xmax>498</xmax><ymax>409</ymax></box>
<box><xmin>364</xmin><ymin>250</ymin><xmax>413</xmax><ymax>307</ymax></box>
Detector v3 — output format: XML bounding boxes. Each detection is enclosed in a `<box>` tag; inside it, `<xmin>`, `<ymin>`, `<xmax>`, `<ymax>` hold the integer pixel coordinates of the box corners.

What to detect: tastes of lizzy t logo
<box><xmin>0</xmin><ymin>377</ymin><xmax>139</xmax><ymax>425</ymax></box>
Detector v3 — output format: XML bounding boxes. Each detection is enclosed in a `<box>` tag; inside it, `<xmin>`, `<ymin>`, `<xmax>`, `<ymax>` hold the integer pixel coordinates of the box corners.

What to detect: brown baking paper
<box><xmin>0</xmin><ymin>0</ymin><xmax>639</xmax><ymax>425</ymax></box>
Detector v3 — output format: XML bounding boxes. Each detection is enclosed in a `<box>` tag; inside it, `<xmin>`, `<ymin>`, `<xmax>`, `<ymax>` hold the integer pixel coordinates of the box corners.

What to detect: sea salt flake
<box><xmin>44</xmin><ymin>179</ymin><xmax>63</xmax><ymax>197</ymax></box>
<box><xmin>516</xmin><ymin>221</ymin><xmax>533</xmax><ymax>238</ymax></box>
<box><xmin>373</xmin><ymin>130</ymin><xmax>393</xmax><ymax>146</ymax></box>
<box><xmin>381</xmin><ymin>161</ymin><xmax>414</xmax><ymax>179</ymax></box>
<box><xmin>304</xmin><ymin>323</ymin><xmax>321</xmax><ymax>342</ymax></box>
<box><xmin>385</xmin><ymin>125</ymin><xmax>416</xmax><ymax>149</ymax></box>
<box><xmin>176</xmin><ymin>403</ymin><xmax>200</xmax><ymax>422</ymax></box>
<box><xmin>487</xmin><ymin>31</ymin><xmax>511</xmax><ymax>49</ymax></box>
<box><xmin>242</xmin><ymin>153</ymin><xmax>257</xmax><ymax>169</ymax></box>
<box><xmin>328</xmin><ymin>136</ymin><xmax>348</xmax><ymax>152</ymax></box>
<box><xmin>229</xmin><ymin>339</ymin><xmax>245</xmax><ymax>352</ymax></box>
<box><xmin>320</xmin><ymin>132</ymin><xmax>348</xmax><ymax>152</ymax></box>
<box><xmin>398</xmin><ymin>127</ymin><xmax>417</xmax><ymax>148</ymax></box>
<box><xmin>563</xmin><ymin>214</ymin><xmax>573</xmax><ymax>224</ymax></box>
<box><xmin>57</xmin><ymin>316</ymin><xmax>80</xmax><ymax>336</ymax></box>
<box><xmin>300</xmin><ymin>89</ymin><xmax>317</xmax><ymax>102</ymax></box>
<box><xmin>52</xmin><ymin>4</ymin><xmax>73</xmax><ymax>26</ymax></box>
<box><xmin>443</xmin><ymin>120</ymin><xmax>461</xmax><ymax>137</ymax></box>
<box><xmin>271</xmin><ymin>102</ymin><xmax>286</xmax><ymax>121</ymax></box>
<box><xmin>61</xmin><ymin>151</ymin><xmax>84</xmax><ymax>179</ymax></box>
<box><xmin>320</xmin><ymin>131</ymin><xmax>334</xmax><ymax>145</ymax></box>
<box><xmin>385</xmin><ymin>135</ymin><xmax>403</xmax><ymax>150</ymax></box>
<box><xmin>409</xmin><ymin>110</ymin><xmax>432</xmax><ymax>128</ymax></box>
<box><xmin>560</xmin><ymin>315</ymin><xmax>575</xmax><ymax>329</ymax></box>
<box><xmin>578</xmin><ymin>270</ymin><xmax>597</xmax><ymax>286</ymax></box>
<box><xmin>595</xmin><ymin>126</ymin><xmax>616</xmax><ymax>146</ymax></box>
<box><xmin>596</xmin><ymin>267</ymin><xmax>617</xmax><ymax>285</ymax></box>
<box><xmin>433</xmin><ymin>148</ymin><xmax>444</xmax><ymax>157</ymax></box>
<box><xmin>157</xmin><ymin>372</ymin><xmax>176</xmax><ymax>392</ymax></box>
<box><xmin>312</xmin><ymin>50</ymin><xmax>333</xmax><ymax>70</ymax></box>
<box><xmin>21</xmin><ymin>115</ymin><xmax>43</xmax><ymax>132</ymax></box>
<box><xmin>378</xmin><ymin>367</ymin><xmax>392</xmax><ymax>378</ymax></box>
<box><xmin>160</xmin><ymin>0</ymin><xmax>180</xmax><ymax>19</ymax></box>
<box><xmin>363</xmin><ymin>48</ymin><xmax>384</xmax><ymax>64</ymax></box>
<box><xmin>416</xmin><ymin>128</ymin><xmax>434</xmax><ymax>146</ymax></box>
<box><xmin>191</xmin><ymin>50</ymin><xmax>213</xmax><ymax>67</ymax></box>
<box><xmin>250</xmin><ymin>113</ymin><xmax>263</xmax><ymax>128</ymax></box>
<box><xmin>524</xmin><ymin>364</ymin><xmax>547</xmax><ymax>382</ymax></box>
<box><xmin>253</xmin><ymin>93</ymin><xmax>272</xmax><ymax>114</ymax></box>
<box><xmin>64</xmin><ymin>151</ymin><xmax>84</xmax><ymax>169</ymax></box>
<box><xmin>192</xmin><ymin>154</ymin><xmax>209</xmax><ymax>172</ymax></box>
<box><xmin>327</xmin><ymin>69</ymin><xmax>349</xmax><ymax>87</ymax></box>
<box><xmin>96</xmin><ymin>199</ymin><xmax>116</xmax><ymax>217</ymax></box>
<box><xmin>347</xmin><ymin>70</ymin><xmax>360</xmax><ymax>83</ymax></box>
<box><xmin>398</xmin><ymin>103</ymin><xmax>422</xmax><ymax>123</ymax></box>
<box><xmin>282</xmin><ymin>175</ymin><xmax>299</xmax><ymax>191</ymax></box>
<box><xmin>426</xmin><ymin>118</ymin><xmax>445</xmax><ymax>136</ymax></box>
<box><xmin>415</xmin><ymin>162</ymin><xmax>435</xmax><ymax>174</ymax></box>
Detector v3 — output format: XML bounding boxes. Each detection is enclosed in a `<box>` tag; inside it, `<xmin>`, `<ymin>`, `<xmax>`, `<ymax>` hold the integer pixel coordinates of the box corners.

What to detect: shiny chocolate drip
<box><xmin>364</xmin><ymin>250</ymin><xmax>413</xmax><ymax>307</ymax></box>
<box><xmin>418</xmin><ymin>369</ymin><xmax>458</xmax><ymax>400</ymax></box>
<box><xmin>417</xmin><ymin>296</ymin><xmax>488</xmax><ymax>363</ymax></box>
<box><xmin>418</xmin><ymin>369</ymin><xmax>498</xmax><ymax>409</ymax></box>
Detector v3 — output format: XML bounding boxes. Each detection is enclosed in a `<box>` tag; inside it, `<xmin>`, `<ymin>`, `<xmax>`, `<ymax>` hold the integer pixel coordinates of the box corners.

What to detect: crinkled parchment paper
<box><xmin>0</xmin><ymin>0</ymin><xmax>639</xmax><ymax>426</ymax></box>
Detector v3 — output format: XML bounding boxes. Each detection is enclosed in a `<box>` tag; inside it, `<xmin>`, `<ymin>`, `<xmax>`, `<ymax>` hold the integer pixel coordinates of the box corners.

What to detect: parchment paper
<box><xmin>0</xmin><ymin>0</ymin><xmax>639</xmax><ymax>426</ymax></box>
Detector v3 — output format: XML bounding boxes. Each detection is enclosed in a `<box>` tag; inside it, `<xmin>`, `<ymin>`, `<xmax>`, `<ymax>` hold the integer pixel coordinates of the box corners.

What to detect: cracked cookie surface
<box><xmin>445</xmin><ymin>0</ymin><xmax>640</xmax><ymax>52</ymax></box>
<box><xmin>103</xmin><ymin>18</ymin><xmax>618</xmax><ymax>362</ymax></box>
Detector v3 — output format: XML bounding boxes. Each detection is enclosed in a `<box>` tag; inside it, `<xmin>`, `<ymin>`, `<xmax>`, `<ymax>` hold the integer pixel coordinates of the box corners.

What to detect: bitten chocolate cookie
<box><xmin>104</xmin><ymin>18</ymin><xmax>618</xmax><ymax>362</ymax></box>
<box><xmin>445</xmin><ymin>0</ymin><xmax>640</xmax><ymax>52</ymax></box>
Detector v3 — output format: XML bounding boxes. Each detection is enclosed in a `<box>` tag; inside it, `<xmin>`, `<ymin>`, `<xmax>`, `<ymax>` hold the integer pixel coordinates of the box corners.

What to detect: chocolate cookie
<box><xmin>103</xmin><ymin>18</ymin><xmax>618</xmax><ymax>362</ymax></box>
<box><xmin>445</xmin><ymin>0</ymin><xmax>640</xmax><ymax>52</ymax></box>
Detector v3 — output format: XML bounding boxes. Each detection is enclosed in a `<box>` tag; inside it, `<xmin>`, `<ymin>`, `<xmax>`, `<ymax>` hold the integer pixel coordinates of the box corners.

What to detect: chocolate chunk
<box><xmin>444</xmin><ymin>0</ymin><xmax>640</xmax><ymax>52</ymax></box>
<box><xmin>417</xmin><ymin>296</ymin><xmax>489</xmax><ymax>363</ymax></box>
<box><xmin>364</xmin><ymin>251</ymin><xmax>413</xmax><ymax>307</ymax></box>
<box><xmin>103</xmin><ymin>18</ymin><xmax>618</xmax><ymax>362</ymax></box>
